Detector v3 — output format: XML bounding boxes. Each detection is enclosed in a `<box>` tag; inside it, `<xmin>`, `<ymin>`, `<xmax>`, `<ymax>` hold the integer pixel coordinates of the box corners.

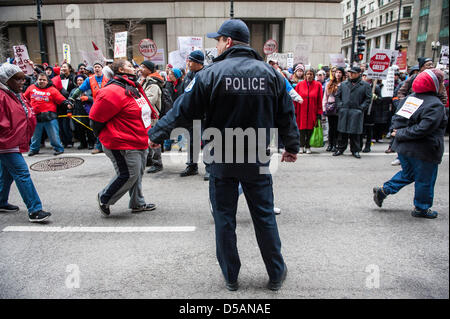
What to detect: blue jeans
<box><xmin>0</xmin><ymin>153</ymin><xmax>43</xmax><ymax>214</ymax></box>
<box><xmin>383</xmin><ymin>153</ymin><xmax>439</xmax><ymax>211</ymax></box>
<box><xmin>30</xmin><ymin>119</ymin><xmax>64</xmax><ymax>153</ymax></box>
<box><xmin>209</xmin><ymin>174</ymin><xmax>285</xmax><ymax>283</ymax></box>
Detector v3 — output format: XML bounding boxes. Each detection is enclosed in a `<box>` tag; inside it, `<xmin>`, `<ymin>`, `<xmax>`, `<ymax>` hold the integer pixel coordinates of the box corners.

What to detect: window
<box><xmin>346</xmin><ymin>15</ymin><xmax>351</xmax><ymax>24</ymax></box>
<box><xmin>369</xmin><ymin>2</ymin><xmax>375</xmax><ymax>12</ymax></box>
<box><xmin>420</xmin><ymin>0</ymin><xmax>430</xmax><ymax>10</ymax></box>
<box><xmin>347</xmin><ymin>1</ymin><xmax>351</xmax><ymax>10</ymax></box>
<box><xmin>386</xmin><ymin>13</ymin><xmax>389</xmax><ymax>23</ymax></box>
<box><xmin>439</xmin><ymin>0</ymin><xmax>449</xmax><ymax>45</ymax></box>
<box><xmin>360</xmin><ymin>7</ymin><xmax>366</xmax><ymax>16</ymax></box>
<box><xmin>403</xmin><ymin>6</ymin><xmax>412</xmax><ymax>18</ymax></box>
<box><xmin>390</xmin><ymin>11</ymin><xmax>393</xmax><ymax>22</ymax></box>
<box><xmin>375</xmin><ymin>36</ymin><xmax>381</xmax><ymax>48</ymax></box>
<box><xmin>385</xmin><ymin>33</ymin><xmax>391</xmax><ymax>49</ymax></box>
<box><xmin>380</xmin><ymin>15</ymin><xmax>383</xmax><ymax>26</ymax></box>
<box><xmin>378</xmin><ymin>0</ymin><xmax>384</xmax><ymax>7</ymax></box>
<box><xmin>401</xmin><ymin>30</ymin><xmax>410</xmax><ymax>40</ymax></box>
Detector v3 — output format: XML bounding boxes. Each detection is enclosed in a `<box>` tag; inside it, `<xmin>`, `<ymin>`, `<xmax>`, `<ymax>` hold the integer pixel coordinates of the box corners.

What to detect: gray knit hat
<box><xmin>0</xmin><ymin>63</ymin><xmax>23</xmax><ymax>85</ymax></box>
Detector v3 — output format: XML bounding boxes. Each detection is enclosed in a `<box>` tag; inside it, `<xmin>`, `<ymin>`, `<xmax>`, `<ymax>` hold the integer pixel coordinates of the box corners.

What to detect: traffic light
<box><xmin>356</xmin><ymin>29</ymin><xmax>366</xmax><ymax>62</ymax></box>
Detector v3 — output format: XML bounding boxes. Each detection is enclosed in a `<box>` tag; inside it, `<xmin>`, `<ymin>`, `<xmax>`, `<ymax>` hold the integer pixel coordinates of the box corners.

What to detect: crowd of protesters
<box><xmin>0</xmin><ymin>47</ymin><xmax>449</xmax><ymax>223</ymax></box>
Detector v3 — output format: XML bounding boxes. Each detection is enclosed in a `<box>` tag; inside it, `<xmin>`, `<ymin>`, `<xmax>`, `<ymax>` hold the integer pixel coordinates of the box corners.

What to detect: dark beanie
<box><xmin>141</xmin><ymin>60</ymin><xmax>156</xmax><ymax>73</ymax></box>
<box><xmin>418</xmin><ymin>57</ymin><xmax>432</xmax><ymax>69</ymax></box>
<box><xmin>188</xmin><ymin>50</ymin><xmax>204</xmax><ymax>64</ymax></box>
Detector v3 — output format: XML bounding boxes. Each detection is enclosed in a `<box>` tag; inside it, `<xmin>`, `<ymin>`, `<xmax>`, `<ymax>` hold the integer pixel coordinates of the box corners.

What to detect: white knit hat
<box><xmin>0</xmin><ymin>63</ymin><xmax>23</xmax><ymax>85</ymax></box>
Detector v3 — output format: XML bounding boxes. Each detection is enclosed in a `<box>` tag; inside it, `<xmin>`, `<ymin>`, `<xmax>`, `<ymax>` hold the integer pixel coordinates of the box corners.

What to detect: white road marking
<box><xmin>2</xmin><ymin>226</ymin><xmax>196</xmax><ymax>233</ymax></box>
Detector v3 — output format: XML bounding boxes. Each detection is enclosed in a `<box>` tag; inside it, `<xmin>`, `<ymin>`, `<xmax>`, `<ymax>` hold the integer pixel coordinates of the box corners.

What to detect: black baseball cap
<box><xmin>349</xmin><ymin>66</ymin><xmax>362</xmax><ymax>73</ymax></box>
<box><xmin>207</xmin><ymin>19</ymin><xmax>250</xmax><ymax>44</ymax></box>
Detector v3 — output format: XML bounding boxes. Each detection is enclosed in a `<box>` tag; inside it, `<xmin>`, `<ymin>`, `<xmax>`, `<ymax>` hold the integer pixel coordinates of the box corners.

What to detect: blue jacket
<box><xmin>148</xmin><ymin>45</ymin><xmax>300</xmax><ymax>178</ymax></box>
<box><xmin>392</xmin><ymin>92</ymin><xmax>448</xmax><ymax>164</ymax></box>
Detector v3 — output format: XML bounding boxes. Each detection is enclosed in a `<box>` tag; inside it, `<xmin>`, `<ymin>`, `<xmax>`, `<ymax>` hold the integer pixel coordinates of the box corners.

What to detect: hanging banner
<box><xmin>63</xmin><ymin>43</ymin><xmax>71</xmax><ymax>64</ymax></box>
<box><xmin>395</xmin><ymin>49</ymin><xmax>407</xmax><ymax>71</ymax></box>
<box><xmin>13</xmin><ymin>45</ymin><xmax>33</xmax><ymax>75</ymax></box>
<box><xmin>329</xmin><ymin>54</ymin><xmax>346</xmax><ymax>67</ymax></box>
<box><xmin>114</xmin><ymin>31</ymin><xmax>128</xmax><ymax>58</ymax></box>
<box><xmin>367</xmin><ymin>49</ymin><xmax>397</xmax><ymax>80</ymax></box>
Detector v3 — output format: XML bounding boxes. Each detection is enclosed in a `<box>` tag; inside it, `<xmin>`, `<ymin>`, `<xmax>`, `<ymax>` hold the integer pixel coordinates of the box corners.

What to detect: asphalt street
<box><xmin>0</xmin><ymin>138</ymin><xmax>448</xmax><ymax>299</ymax></box>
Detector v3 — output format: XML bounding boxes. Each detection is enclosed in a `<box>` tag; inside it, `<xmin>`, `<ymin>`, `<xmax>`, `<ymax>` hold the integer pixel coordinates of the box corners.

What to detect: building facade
<box><xmin>341</xmin><ymin>0</ymin><xmax>414</xmax><ymax>68</ymax></box>
<box><xmin>341</xmin><ymin>0</ymin><xmax>449</xmax><ymax>69</ymax></box>
<box><xmin>0</xmin><ymin>0</ymin><xmax>342</xmax><ymax>68</ymax></box>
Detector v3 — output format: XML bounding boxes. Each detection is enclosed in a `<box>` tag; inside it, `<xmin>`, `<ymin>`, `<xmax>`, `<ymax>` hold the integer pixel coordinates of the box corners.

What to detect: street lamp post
<box><xmin>431</xmin><ymin>41</ymin><xmax>441</xmax><ymax>63</ymax></box>
<box><xmin>230</xmin><ymin>0</ymin><xmax>234</xmax><ymax>19</ymax></box>
<box><xmin>36</xmin><ymin>0</ymin><xmax>48</xmax><ymax>64</ymax></box>
<box><xmin>350</xmin><ymin>0</ymin><xmax>359</xmax><ymax>65</ymax></box>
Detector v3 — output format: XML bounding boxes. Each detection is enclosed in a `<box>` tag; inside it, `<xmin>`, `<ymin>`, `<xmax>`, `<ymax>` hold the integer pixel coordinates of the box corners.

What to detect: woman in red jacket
<box><xmin>0</xmin><ymin>64</ymin><xmax>51</xmax><ymax>223</ymax></box>
<box><xmin>24</xmin><ymin>72</ymin><xmax>71</xmax><ymax>156</ymax></box>
<box><xmin>89</xmin><ymin>59</ymin><xmax>158</xmax><ymax>216</ymax></box>
<box><xmin>294</xmin><ymin>68</ymin><xmax>324</xmax><ymax>154</ymax></box>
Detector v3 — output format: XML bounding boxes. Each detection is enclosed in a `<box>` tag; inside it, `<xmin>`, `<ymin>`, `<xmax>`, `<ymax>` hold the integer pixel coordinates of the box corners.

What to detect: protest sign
<box><xmin>440</xmin><ymin>45</ymin><xmax>449</xmax><ymax>65</ymax></box>
<box><xmin>114</xmin><ymin>31</ymin><xmax>128</xmax><ymax>58</ymax></box>
<box><xmin>139</xmin><ymin>39</ymin><xmax>157</xmax><ymax>58</ymax></box>
<box><xmin>63</xmin><ymin>43</ymin><xmax>71</xmax><ymax>64</ymax></box>
<box><xmin>13</xmin><ymin>45</ymin><xmax>33</xmax><ymax>75</ymax></box>
<box><xmin>367</xmin><ymin>49</ymin><xmax>397</xmax><ymax>80</ymax></box>
<box><xmin>381</xmin><ymin>67</ymin><xmax>395</xmax><ymax>97</ymax></box>
<box><xmin>329</xmin><ymin>54</ymin><xmax>346</xmax><ymax>67</ymax></box>
<box><xmin>294</xmin><ymin>43</ymin><xmax>309</xmax><ymax>65</ymax></box>
<box><xmin>146</xmin><ymin>48</ymin><xmax>165</xmax><ymax>66</ymax></box>
<box><xmin>80</xmin><ymin>50</ymin><xmax>105</xmax><ymax>66</ymax></box>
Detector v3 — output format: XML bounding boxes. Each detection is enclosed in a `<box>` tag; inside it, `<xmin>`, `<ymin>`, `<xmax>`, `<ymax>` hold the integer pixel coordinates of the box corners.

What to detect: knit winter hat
<box><xmin>188</xmin><ymin>50</ymin><xmax>204</xmax><ymax>64</ymax></box>
<box><xmin>0</xmin><ymin>63</ymin><xmax>23</xmax><ymax>85</ymax></box>
<box><xmin>294</xmin><ymin>64</ymin><xmax>305</xmax><ymax>73</ymax></box>
<box><xmin>172</xmin><ymin>68</ymin><xmax>182</xmax><ymax>79</ymax></box>
<box><xmin>418</xmin><ymin>57</ymin><xmax>433</xmax><ymax>69</ymax></box>
<box><xmin>141</xmin><ymin>60</ymin><xmax>156</xmax><ymax>73</ymax></box>
<box><xmin>412</xmin><ymin>69</ymin><xmax>444</xmax><ymax>94</ymax></box>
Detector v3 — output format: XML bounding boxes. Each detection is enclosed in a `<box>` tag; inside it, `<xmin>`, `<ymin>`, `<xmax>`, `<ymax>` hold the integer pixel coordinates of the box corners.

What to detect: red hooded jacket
<box><xmin>23</xmin><ymin>83</ymin><xmax>67</xmax><ymax>114</ymax></box>
<box><xmin>0</xmin><ymin>83</ymin><xmax>37</xmax><ymax>153</ymax></box>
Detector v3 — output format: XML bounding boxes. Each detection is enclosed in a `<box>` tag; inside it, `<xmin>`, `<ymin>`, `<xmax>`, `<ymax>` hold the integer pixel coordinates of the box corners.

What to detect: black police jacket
<box><xmin>148</xmin><ymin>45</ymin><xmax>300</xmax><ymax>178</ymax></box>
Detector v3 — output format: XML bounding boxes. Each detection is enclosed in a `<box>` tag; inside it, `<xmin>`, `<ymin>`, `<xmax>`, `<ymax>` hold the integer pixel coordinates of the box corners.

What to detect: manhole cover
<box><xmin>30</xmin><ymin>157</ymin><xmax>85</xmax><ymax>172</ymax></box>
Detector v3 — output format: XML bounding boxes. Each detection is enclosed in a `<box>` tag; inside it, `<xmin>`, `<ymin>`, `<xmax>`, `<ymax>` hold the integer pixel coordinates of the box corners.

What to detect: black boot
<box><xmin>326</xmin><ymin>145</ymin><xmax>333</xmax><ymax>152</ymax></box>
<box><xmin>180</xmin><ymin>165</ymin><xmax>198</xmax><ymax>177</ymax></box>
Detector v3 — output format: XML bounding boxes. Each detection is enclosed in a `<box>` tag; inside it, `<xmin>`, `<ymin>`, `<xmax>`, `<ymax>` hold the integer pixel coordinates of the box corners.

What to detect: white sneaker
<box><xmin>274</xmin><ymin>207</ymin><xmax>281</xmax><ymax>215</ymax></box>
<box><xmin>299</xmin><ymin>148</ymin><xmax>305</xmax><ymax>154</ymax></box>
<box><xmin>306</xmin><ymin>148</ymin><xmax>312</xmax><ymax>154</ymax></box>
<box><xmin>391</xmin><ymin>158</ymin><xmax>401</xmax><ymax>166</ymax></box>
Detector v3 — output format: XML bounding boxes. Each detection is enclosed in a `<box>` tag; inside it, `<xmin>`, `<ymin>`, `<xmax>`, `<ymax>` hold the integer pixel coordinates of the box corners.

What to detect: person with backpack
<box><xmin>140</xmin><ymin>60</ymin><xmax>165</xmax><ymax>174</ymax></box>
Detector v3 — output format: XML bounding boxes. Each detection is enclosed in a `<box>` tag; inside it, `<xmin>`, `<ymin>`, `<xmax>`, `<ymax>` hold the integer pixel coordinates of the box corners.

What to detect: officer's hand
<box><xmin>391</xmin><ymin>129</ymin><xmax>397</xmax><ymax>137</ymax></box>
<box><xmin>281</xmin><ymin>151</ymin><xmax>297</xmax><ymax>163</ymax></box>
<box><xmin>149</xmin><ymin>140</ymin><xmax>161</xmax><ymax>149</ymax></box>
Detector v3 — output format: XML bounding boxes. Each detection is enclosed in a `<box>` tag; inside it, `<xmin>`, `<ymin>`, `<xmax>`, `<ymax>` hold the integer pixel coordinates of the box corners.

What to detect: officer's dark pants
<box><xmin>186</xmin><ymin>126</ymin><xmax>198</xmax><ymax>169</ymax></box>
<box><xmin>209</xmin><ymin>174</ymin><xmax>285</xmax><ymax>283</ymax></box>
<box><xmin>337</xmin><ymin>132</ymin><xmax>362</xmax><ymax>153</ymax></box>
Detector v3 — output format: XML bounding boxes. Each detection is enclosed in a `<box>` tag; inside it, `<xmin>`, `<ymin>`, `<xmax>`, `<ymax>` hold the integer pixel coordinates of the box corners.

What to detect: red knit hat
<box><xmin>412</xmin><ymin>69</ymin><xmax>444</xmax><ymax>94</ymax></box>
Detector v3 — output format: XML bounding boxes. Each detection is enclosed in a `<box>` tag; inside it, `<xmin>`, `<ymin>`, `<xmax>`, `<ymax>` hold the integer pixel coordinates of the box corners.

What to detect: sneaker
<box><xmin>373</xmin><ymin>187</ymin><xmax>387</xmax><ymax>208</ymax></box>
<box><xmin>391</xmin><ymin>158</ymin><xmax>401</xmax><ymax>166</ymax></box>
<box><xmin>204</xmin><ymin>172</ymin><xmax>210</xmax><ymax>181</ymax></box>
<box><xmin>0</xmin><ymin>204</ymin><xmax>19</xmax><ymax>213</ymax></box>
<box><xmin>274</xmin><ymin>207</ymin><xmax>281</xmax><ymax>215</ymax></box>
<box><xmin>267</xmin><ymin>264</ymin><xmax>288</xmax><ymax>291</ymax></box>
<box><xmin>28</xmin><ymin>151</ymin><xmax>39</xmax><ymax>156</ymax></box>
<box><xmin>91</xmin><ymin>149</ymin><xmax>103</xmax><ymax>154</ymax></box>
<box><xmin>306</xmin><ymin>148</ymin><xmax>312</xmax><ymax>154</ymax></box>
<box><xmin>225</xmin><ymin>280</ymin><xmax>239</xmax><ymax>291</ymax></box>
<box><xmin>299</xmin><ymin>148</ymin><xmax>305</xmax><ymax>154</ymax></box>
<box><xmin>97</xmin><ymin>193</ymin><xmax>110</xmax><ymax>216</ymax></box>
<box><xmin>53</xmin><ymin>151</ymin><xmax>64</xmax><ymax>156</ymax></box>
<box><xmin>131</xmin><ymin>203</ymin><xmax>156</xmax><ymax>213</ymax></box>
<box><xmin>411</xmin><ymin>208</ymin><xmax>438</xmax><ymax>219</ymax></box>
<box><xmin>28</xmin><ymin>210</ymin><xmax>51</xmax><ymax>223</ymax></box>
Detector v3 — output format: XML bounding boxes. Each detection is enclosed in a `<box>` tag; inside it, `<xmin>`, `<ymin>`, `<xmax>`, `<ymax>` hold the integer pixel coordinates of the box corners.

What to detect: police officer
<box><xmin>148</xmin><ymin>19</ymin><xmax>300</xmax><ymax>291</ymax></box>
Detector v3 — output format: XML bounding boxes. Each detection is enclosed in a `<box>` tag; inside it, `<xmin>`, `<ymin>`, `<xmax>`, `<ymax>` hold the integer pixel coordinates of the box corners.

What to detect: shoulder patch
<box><xmin>185</xmin><ymin>77</ymin><xmax>196</xmax><ymax>93</ymax></box>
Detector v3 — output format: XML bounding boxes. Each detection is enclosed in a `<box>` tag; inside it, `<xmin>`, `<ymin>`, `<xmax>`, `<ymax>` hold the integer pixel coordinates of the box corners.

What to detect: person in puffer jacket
<box><xmin>0</xmin><ymin>63</ymin><xmax>52</xmax><ymax>223</ymax></box>
<box><xmin>373</xmin><ymin>69</ymin><xmax>448</xmax><ymax>219</ymax></box>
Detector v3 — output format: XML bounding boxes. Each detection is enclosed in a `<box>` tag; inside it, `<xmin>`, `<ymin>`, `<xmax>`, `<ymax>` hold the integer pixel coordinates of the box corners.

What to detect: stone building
<box><xmin>0</xmin><ymin>0</ymin><xmax>342</xmax><ymax>68</ymax></box>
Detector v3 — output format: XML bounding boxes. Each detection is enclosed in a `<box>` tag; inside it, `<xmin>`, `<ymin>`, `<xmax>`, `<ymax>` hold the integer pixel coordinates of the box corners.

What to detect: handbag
<box><xmin>309</xmin><ymin>119</ymin><xmax>324</xmax><ymax>148</ymax></box>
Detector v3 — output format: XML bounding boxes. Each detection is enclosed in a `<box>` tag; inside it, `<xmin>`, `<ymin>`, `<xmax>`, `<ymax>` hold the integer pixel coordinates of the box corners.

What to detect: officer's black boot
<box><xmin>180</xmin><ymin>165</ymin><xmax>198</xmax><ymax>177</ymax></box>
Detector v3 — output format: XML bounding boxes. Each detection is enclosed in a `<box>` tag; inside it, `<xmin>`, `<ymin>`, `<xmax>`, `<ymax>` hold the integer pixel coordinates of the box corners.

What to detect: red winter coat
<box><xmin>89</xmin><ymin>75</ymin><xmax>158</xmax><ymax>150</ymax></box>
<box><xmin>0</xmin><ymin>83</ymin><xmax>36</xmax><ymax>153</ymax></box>
<box><xmin>23</xmin><ymin>84</ymin><xmax>66</xmax><ymax>114</ymax></box>
<box><xmin>294</xmin><ymin>80</ymin><xmax>323</xmax><ymax>130</ymax></box>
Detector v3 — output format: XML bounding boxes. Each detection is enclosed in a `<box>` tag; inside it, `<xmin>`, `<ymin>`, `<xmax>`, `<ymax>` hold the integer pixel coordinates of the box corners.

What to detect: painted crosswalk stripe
<box><xmin>2</xmin><ymin>226</ymin><xmax>196</xmax><ymax>233</ymax></box>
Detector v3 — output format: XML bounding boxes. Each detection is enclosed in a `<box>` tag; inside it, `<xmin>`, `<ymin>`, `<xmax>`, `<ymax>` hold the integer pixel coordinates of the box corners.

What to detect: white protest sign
<box><xmin>168</xmin><ymin>50</ymin><xmax>187</xmax><ymax>70</ymax></box>
<box><xmin>329</xmin><ymin>54</ymin><xmax>346</xmax><ymax>67</ymax></box>
<box><xmin>440</xmin><ymin>45</ymin><xmax>449</xmax><ymax>65</ymax></box>
<box><xmin>368</xmin><ymin>49</ymin><xmax>397</xmax><ymax>80</ymax></box>
<box><xmin>13</xmin><ymin>45</ymin><xmax>33</xmax><ymax>75</ymax></box>
<box><xmin>177</xmin><ymin>36</ymin><xmax>203</xmax><ymax>61</ymax></box>
<box><xmin>114</xmin><ymin>31</ymin><xmax>128</xmax><ymax>58</ymax></box>
<box><xmin>381</xmin><ymin>67</ymin><xmax>395</xmax><ymax>97</ymax></box>
<box><xmin>287</xmin><ymin>52</ymin><xmax>294</xmax><ymax>69</ymax></box>
<box><xmin>146</xmin><ymin>49</ymin><xmax>165</xmax><ymax>66</ymax></box>
<box><xmin>205</xmin><ymin>47</ymin><xmax>218</xmax><ymax>66</ymax></box>
<box><xmin>294</xmin><ymin>43</ymin><xmax>309</xmax><ymax>65</ymax></box>
<box><xmin>267</xmin><ymin>52</ymin><xmax>294</xmax><ymax>69</ymax></box>
<box><xmin>80</xmin><ymin>50</ymin><xmax>105</xmax><ymax>66</ymax></box>
<box><xmin>63</xmin><ymin>43</ymin><xmax>71</xmax><ymax>64</ymax></box>
<box><xmin>396</xmin><ymin>96</ymin><xmax>424</xmax><ymax>119</ymax></box>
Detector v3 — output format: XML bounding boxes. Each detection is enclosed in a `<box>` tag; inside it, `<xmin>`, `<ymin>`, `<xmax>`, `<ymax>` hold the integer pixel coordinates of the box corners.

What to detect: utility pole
<box><xmin>350</xmin><ymin>0</ymin><xmax>358</xmax><ymax>65</ymax></box>
<box><xmin>394</xmin><ymin>0</ymin><xmax>403</xmax><ymax>50</ymax></box>
<box><xmin>230</xmin><ymin>0</ymin><xmax>234</xmax><ymax>18</ymax></box>
<box><xmin>36</xmin><ymin>0</ymin><xmax>48</xmax><ymax>63</ymax></box>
